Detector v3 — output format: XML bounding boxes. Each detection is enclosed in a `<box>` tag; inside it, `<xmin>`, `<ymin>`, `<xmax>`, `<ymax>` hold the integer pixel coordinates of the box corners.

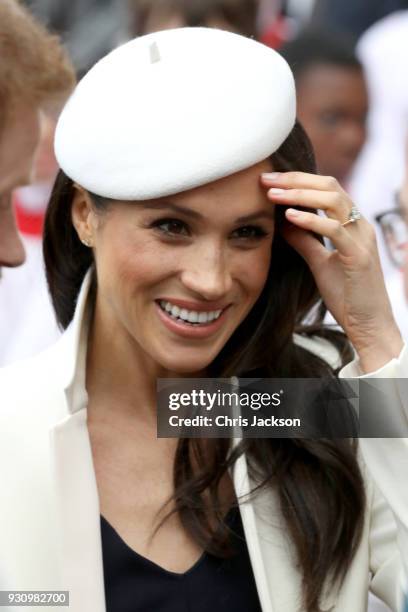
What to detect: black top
<box><xmin>101</xmin><ymin>506</ymin><xmax>263</xmax><ymax>612</ymax></box>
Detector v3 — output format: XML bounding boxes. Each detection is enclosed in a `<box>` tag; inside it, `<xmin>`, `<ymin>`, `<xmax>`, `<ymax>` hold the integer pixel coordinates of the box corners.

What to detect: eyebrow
<box><xmin>139</xmin><ymin>201</ymin><xmax>275</xmax><ymax>223</ymax></box>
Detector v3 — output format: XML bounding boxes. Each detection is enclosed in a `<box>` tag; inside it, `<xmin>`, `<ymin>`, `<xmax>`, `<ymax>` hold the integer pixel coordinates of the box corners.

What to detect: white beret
<box><xmin>55</xmin><ymin>27</ymin><xmax>296</xmax><ymax>200</ymax></box>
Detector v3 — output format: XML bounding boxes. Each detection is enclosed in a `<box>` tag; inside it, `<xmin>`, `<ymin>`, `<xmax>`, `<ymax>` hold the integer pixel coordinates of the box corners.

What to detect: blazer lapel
<box><xmin>233</xmin><ymin>451</ymin><xmax>275</xmax><ymax>611</ymax></box>
<box><xmin>50</xmin><ymin>409</ymin><xmax>106</xmax><ymax>612</ymax></box>
<box><xmin>232</xmin><ymin>448</ymin><xmax>338</xmax><ymax>612</ymax></box>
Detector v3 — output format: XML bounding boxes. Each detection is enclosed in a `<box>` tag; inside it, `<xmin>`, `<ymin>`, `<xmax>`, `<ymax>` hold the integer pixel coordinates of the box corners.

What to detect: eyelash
<box><xmin>149</xmin><ymin>218</ymin><xmax>269</xmax><ymax>241</ymax></box>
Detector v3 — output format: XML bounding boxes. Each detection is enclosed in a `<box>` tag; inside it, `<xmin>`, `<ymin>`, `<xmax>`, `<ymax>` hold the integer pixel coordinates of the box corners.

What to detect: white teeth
<box><xmin>159</xmin><ymin>300</ymin><xmax>224</xmax><ymax>325</ymax></box>
<box><xmin>179</xmin><ymin>308</ymin><xmax>189</xmax><ymax>321</ymax></box>
<box><xmin>187</xmin><ymin>311</ymin><xmax>198</xmax><ymax>323</ymax></box>
<box><xmin>170</xmin><ymin>305</ymin><xmax>180</xmax><ymax>317</ymax></box>
<box><xmin>198</xmin><ymin>312</ymin><xmax>208</xmax><ymax>323</ymax></box>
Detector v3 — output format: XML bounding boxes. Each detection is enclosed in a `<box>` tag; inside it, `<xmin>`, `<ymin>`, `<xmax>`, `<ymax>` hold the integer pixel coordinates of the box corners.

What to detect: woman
<box><xmin>0</xmin><ymin>27</ymin><xmax>407</xmax><ymax>612</ymax></box>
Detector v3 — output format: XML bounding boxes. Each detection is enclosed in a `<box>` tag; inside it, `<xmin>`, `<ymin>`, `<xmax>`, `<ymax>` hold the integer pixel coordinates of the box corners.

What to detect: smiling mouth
<box><xmin>157</xmin><ymin>300</ymin><xmax>224</xmax><ymax>326</ymax></box>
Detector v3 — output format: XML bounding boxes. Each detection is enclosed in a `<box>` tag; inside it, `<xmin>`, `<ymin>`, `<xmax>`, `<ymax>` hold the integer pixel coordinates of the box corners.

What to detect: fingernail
<box><xmin>262</xmin><ymin>172</ymin><xmax>281</xmax><ymax>180</ymax></box>
<box><xmin>269</xmin><ymin>188</ymin><xmax>285</xmax><ymax>195</ymax></box>
<box><xmin>286</xmin><ymin>208</ymin><xmax>301</xmax><ymax>217</ymax></box>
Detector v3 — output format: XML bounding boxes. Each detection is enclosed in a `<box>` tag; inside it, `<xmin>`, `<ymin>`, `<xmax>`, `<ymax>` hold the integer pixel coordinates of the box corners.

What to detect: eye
<box><xmin>319</xmin><ymin>111</ymin><xmax>341</xmax><ymax>128</ymax></box>
<box><xmin>150</xmin><ymin>218</ymin><xmax>190</xmax><ymax>236</ymax></box>
<box><xmin>231</xmin><ymin>225</ymin><xmax>269</xmax><ymax>240</ymax></box>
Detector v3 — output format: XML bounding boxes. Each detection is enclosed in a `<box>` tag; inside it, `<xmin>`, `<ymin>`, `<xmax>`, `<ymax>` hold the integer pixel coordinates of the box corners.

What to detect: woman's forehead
<box><xmin>170</xmin><ymin>159</ymin><xmax>274</xmax><ymax>198</ymax></box>
<box><xmin>115</xmin><ymin>167</ymin><xmax>276</xmax><ymax>224</ymax></box>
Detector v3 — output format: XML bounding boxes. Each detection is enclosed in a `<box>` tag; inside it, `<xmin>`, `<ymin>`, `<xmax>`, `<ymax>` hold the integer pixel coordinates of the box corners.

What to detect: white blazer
<box><xmin>0</xmin><ymin>273</ymin><xmax>408</xmax><ymax>612</ymax></box>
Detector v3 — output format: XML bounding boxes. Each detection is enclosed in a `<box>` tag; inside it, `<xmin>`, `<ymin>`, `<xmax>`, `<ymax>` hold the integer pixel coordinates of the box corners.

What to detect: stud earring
<box><xmin>81</xmin><ymin>237</ymin><xmax>92</xmax><ymax>247</ymax></box>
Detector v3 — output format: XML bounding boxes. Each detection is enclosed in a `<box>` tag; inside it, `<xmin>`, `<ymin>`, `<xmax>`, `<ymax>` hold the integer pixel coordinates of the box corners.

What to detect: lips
<box><xmin>155</xmin><ymin>300</ymin><xmax>230</xmax><ymax>339</ymax></box>
<box><xmin>158</xmin><ymin>299</ymin><xmax>223</xmax><ymax>325</ymax></box>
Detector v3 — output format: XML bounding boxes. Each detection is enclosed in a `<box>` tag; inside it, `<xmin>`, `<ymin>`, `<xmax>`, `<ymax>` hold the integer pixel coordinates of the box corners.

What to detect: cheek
<box><xmin>118</xmin><ymin>238</ymin><xmax>171</xmax><ymax>284</ymax></box>
<box><xmin>315</xmin><ymin>122</ymin><xmax>337</xmax><ymax>141</ymax></box>
<box><xmin>94</xmin><ymin>228</ymin><xmax>173</xmax><ymax>304</ymax></box>
<box><xmin>234</xmin><ymin>243</ymin><xmax>272</xmax><ymax>300</ymax></box>
<box><xmin>301</xmin><ymin>119</ymin><xmax>330</xmax><ymax>149</ymax></box>
<box><xmin>0</xmin><ymin>205</ymin><xmax>16</xmax><ymax>242</ymax></box>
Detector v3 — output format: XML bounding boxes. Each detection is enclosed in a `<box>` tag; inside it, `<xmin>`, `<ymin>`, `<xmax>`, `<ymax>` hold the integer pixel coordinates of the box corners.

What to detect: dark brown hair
<box><xmin>43</xmin><ymin>121</ymin><xmax>365</xmax><ymax>612</ymax></box>
<box><xmin>128</xmin><ymin>0</ymin><xmax>258</xmax><ymax>39</ymax></box>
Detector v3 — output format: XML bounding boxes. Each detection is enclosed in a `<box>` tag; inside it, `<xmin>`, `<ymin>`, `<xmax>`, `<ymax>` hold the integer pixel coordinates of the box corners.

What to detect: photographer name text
<box><xmin>168</xmin><ymin>414</ymin><xmax>301</xmax><ymax>428</ymax></box>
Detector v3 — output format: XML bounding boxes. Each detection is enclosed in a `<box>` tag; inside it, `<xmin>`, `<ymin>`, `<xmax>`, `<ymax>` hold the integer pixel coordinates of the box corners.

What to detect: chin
<box><xmin>157</xmin><ymin>353</ymin><xmax>216</xmax><ymax>376</ymax></box>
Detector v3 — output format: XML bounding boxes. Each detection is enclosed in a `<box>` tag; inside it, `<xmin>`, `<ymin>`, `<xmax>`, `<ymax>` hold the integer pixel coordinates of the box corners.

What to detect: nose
<box><xmin>180</xmin><ymin>241</ymin><xmax>233</xmax><ymax>301</ymax></box>
<box><xmin>0</xmin><ymin>203</ymin><xmax>26</xmax><ymax>269</ymax></box>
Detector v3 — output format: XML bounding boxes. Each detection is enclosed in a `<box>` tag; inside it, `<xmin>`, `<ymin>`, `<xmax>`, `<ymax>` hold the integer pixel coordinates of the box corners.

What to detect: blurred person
<box><xmin>347</xmin><ymin>11</ymin><xmax>408</xmax><ymax>308</ymax></box>
<box><xmin>280</xmin><ymin>29</ymin><xmax>368</xmax><ymax>187</ymax></box>
<box><xmin>371</xmin><ymin>131</ymin><xmax>407</xmax><ymax>612</ymax></box>
<box><xmin>0</xmin><ymin>117</ymin><xmax>62</xmax><ymax>366</ymax></box>
<box><xmin>14</xmin><ymin>115</ymin><xmax>59</xmax><ymax>235</ymax></box>
<box><xmin>128</xmin><ymin>0</ymin><xmax>258</xmax><ymax>38</ymax></box>
<box><xmin>0</xmin><ymin>0</ymin><xmax>75</xmax><ymax>276</ymax></box>
<box><xmin>0</xmin><ymin>0</ymin><xmax>75</xmax><ymax>363</ymax></box>
<box><xmin>374</xmin><ymin>135</ymin><xmax>408</xmax><ymax>340</ymax></box>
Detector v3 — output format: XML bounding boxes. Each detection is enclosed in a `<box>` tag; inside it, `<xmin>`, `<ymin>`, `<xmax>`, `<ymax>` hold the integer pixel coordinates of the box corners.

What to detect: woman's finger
<box><xmin>284</xmin><ymin>208</ymin><xmax>359</xmax><ymax>258</ymax></box>
<box><xmin>266</xmin><ymin>186</ymin><xmax>353</xmax><ymax>221</ymax></box>
<box><xmin>261</xmin><ymin>171</ymin><xmax>348</xmax><ymax>194</ymax></box>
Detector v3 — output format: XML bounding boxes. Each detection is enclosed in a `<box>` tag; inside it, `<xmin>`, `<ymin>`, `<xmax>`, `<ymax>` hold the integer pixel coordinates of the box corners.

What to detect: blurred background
<box><xmin>2</xmin><ymin>0</ymin><xmax>408</xmax><ymax>404</ymax></box>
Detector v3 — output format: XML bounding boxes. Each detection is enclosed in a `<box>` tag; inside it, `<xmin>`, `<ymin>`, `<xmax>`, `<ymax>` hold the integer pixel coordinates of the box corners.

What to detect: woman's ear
<box><xmin>71</xmin><ymin>184</ymin><xmax>95</xmax><ymax>247</ymax></box>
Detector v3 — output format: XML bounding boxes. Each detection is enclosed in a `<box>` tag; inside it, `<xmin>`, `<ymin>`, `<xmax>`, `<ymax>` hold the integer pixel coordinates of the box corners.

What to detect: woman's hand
<box><xmin>261</xmin><ymin>171</ymin><xmax>403</xmax><ymax>373</ymax></box>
